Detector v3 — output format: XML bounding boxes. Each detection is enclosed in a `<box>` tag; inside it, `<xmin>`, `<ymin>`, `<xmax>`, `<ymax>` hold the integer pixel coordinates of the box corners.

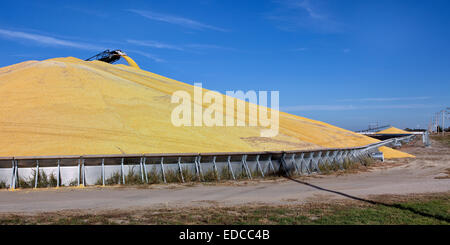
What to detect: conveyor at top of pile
<box><xmin>86</xmin><ymin>49</ymin><xmax>140</xmax><ymax>69</ymax></box>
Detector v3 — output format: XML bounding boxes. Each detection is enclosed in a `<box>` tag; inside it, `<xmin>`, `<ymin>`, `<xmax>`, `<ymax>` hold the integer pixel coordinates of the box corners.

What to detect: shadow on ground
<box><xmin>285</xmin><ymin>176</ymin><xmax>450</xmax><ymax>223</ymax></box>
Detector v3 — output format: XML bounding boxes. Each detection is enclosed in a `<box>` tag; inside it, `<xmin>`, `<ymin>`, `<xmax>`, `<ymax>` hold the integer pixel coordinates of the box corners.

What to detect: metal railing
<box><xmin>0</xmin><ymin>135</ymin><xmax>415</xmax><ymax>190</ymax></box>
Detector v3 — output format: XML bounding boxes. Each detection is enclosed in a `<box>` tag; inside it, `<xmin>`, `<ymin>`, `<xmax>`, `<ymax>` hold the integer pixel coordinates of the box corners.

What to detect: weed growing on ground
<box><xmin>14</xmin><ymin>169</ymin><xmax>58</xmax><ymax>188</ymax></box>
<box><xmin>165</xmin><ymin>169</ymin><xmax>182</xmax><ymax>183</ymax></box>
<box><xmin>201</xmin><ymin>169</ymin><xmax>216</xmax><ymax>182</ymax></box>
<box><xmin>124</xmin><ymin>167</ymin><xmax>145</xmax><ymax>185</ymax></box>
<box><xmin>181</xmin><ymin>167</ymin><xmax>197</xmax><ymax>182</ymax></box>
<box><xmin>68</xmin><ymin>179</ymin><xmax>78</xmax><ymax>186</ymax></box>
<box><xmin>147</xmin><ymin>166</ymin><xmax>162</xmax><ymax>184</ymax></box>
<box><xmin>360</xmin><ymin>156</ymin><xmax>375</xmax><ymax>166</ymax></box>
<box><xmin>219</xmin><ymin>166</ymin><xmax>233</xmax><ymax>180</ymax></box>
<box><xmin>235</xmin><ymin>167</ymin><xmax>250</xmax><ymax>180</ymax></box>
<box><xmin>0</xmin><ymin>180</ymin><xmax>6</xmax><ymax>189</ymax></box>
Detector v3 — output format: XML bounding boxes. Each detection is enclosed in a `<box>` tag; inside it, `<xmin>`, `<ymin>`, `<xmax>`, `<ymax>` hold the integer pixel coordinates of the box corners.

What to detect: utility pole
<box><xmin>443</xmin><ymin>110</ymin><xmax>445</xmax><ymax>136</ymax></box>
<box><xmin>436</xmin><ymin>112</ymin><xmax>440</xmax><ymax>133</ymax></box>
<box><xmin>433</xmin><ymin>113</ymin><xmax>437</xmax><ymax>133</ymax></box>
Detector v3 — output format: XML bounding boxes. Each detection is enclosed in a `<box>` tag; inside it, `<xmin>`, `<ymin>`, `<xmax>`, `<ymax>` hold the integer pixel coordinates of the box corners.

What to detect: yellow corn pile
<box><xmin>0</xmin><ymin>57</ymin><xmax>413</xmax><ymax>158</ymax></box>
<box><xmin>378</xmin><ymin>146</ymin><xmax>415</xmax><ymax>159</ymax></box>
<box><xmin>377</xmin><ymin>126</ymin><xmax>411</xmax><ymax>134</ymax></box>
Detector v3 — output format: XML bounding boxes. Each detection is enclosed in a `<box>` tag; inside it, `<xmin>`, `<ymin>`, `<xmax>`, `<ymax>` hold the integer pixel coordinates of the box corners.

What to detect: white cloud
<box><xmin>292</xmin><ymin>47</ymin><xmax>308</xmax><ymax>51</ymax></box>
<box><xmin>128</xmin><ymin>9</ymin><xmax>228</xmax><ymax>32</ymax></box>
<box><xmin>127</xmin><ymin>40</ymin><xmax>184</xmax><ymax>51</ymax></box>
<box><xmin>337</xmin><ymin>96</ymin><xmax>431</xmax><ymax>102</ymax></box>
<box><xmin>127</xmin><ymin>50</ymin><xmax>165</xmax><ymax>63</ymax></box>
<box><xmin>281</xmin><ymin>104</ymin><xmax>439</xmax><ymax>112</ymax></box>
<box><xmin>267</xmin><ymin>0</ymin><xmax>343</xmax><ymax>33</ymax></box>
<box><xmin>294</xmin><ymin>0</ymin><xmax>324</xmax><ymax>19</ymax></box>
<box><xmin>127</xmin><ymin>39</ymin><xmax>235</xmax><ymax>52</ymax></box>
<box><xmin>0</xmin><ymin>28</ymin><xmax>103</xmax><ymax>50</ymax></box>
<box><xmin>185</xmin><ymin>44</ymin><xmax>235</xmax><ymax>51</ymax></box>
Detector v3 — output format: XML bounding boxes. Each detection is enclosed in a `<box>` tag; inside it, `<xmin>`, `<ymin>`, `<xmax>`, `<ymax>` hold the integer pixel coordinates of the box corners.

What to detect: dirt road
<box><xmin>0</xmin><ymin>137</ymin><xmax>448</xmax><ymax>214</ymax></box>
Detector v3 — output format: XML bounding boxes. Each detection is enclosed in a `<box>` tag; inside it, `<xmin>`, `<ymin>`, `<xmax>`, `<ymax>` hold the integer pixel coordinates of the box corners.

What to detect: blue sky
<box><xmin>0</xmin><ymin>0</ymin><xmax>448</xmax><ymax>131</ymax></box>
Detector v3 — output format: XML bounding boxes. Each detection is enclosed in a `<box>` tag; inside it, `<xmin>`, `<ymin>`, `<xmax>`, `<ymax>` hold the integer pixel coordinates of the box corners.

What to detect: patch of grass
<box><xmin>431</xmin><ymin>134</ymin><xmax>450</xmax><ymax>147</ymax></box>
<box><xmin>1</xmin><ymin>193</ymin><xmax>448</xmax><ymax>225</ymax></box>
<box><xmin>314</xmin><ymin>197</ymin><xmax>450</xmax><ymax>225</ymax></box>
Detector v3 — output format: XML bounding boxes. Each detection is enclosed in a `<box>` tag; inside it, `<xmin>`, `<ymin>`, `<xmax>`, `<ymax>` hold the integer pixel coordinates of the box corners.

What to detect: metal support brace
<box><xmin>121</xmin><ymin>158</ymin><xmax>125</xmax><ymax>185</ymax></box>
<box><xmin>349</xmin><ymin>150</ymin><xmax>356</xmax><ymax>162</ymax></box>
<box><xmin>139</xmin><ymin>157</ymin><xmax>144</xmax><ymax>182</ymax></box>
<box><xmin>356</xmin><ymin>149</ymin><xmax>363</xmax><ymax>161</ymax></box>
<box><xmin>194</xmin><ymin>156</ymin><xmax>201</xmax><ymax>181</ymax></box>
<box><xmin>10</xmin><ymin>160</ymin><xmax>16</xmax><ymax>190</ymax></box>
<box><xmin>313</xmin><ymin>152</ymin><xmax>323</xmax><ymax>172</ymax></box>
<box><xmin>354</xmin><ymin>150</ymin><xmax>361</xmax><ymax>160</ymax></box>
<box><xmin>16</xmin><ymin>160</ymin><xmax>19</xmax><ymax>187</ymax></box>
<box><xmin>329</xmin><ymin>151</ymin><xmax>338</xmax><ymax>166</ymax></box>
<box><xmin>56</xmin><ymin>159</ymin><xmax>61</xmax><ymax>187</ymax></box>
<box><xmin>77</xmin><ymin>159</ymin><xmax>81</xmax><ymax>186</ymax></box>
<box><xmin>323</xmin><ymin>151</ymin><xmax>330</xmax><ymax>166</ymax></box>
<box><xmin>268</xmin><ymin>155</ymin><xmax>276</xmax><ymax>174</ymax></box>
<box><xmin>307</xmin><ymin>153</ymin><xmax>314</xmax><ymax>173</ymax></box>
<box><xmin>82</xmin><ymin>159</ymin><xmax>86</xmax><ymax>186</ymax></box>
<box><xmin>212</xmin><ymin>156</ymin><xmax>220</xmax><ymax>181</ymax></box>
<box><xmin>304</xmin><ymin>153</ymin><xmax>313</xmax><ymax>174</ymax></box>
<box><xmin>256</xmin><ymin>155</ymin><xmax>264</xmax><ymax>177</ymax></box>
<box><xmin>178</xmin><ymin>157</ymin><xmax>185</xmax><ymax>183</ymax></box>
<box><xmin>290</xmin><ymin>153</ymin><xmax>299</xmax><ymax>175</ymax></box>
<box><xmin>280</xmin><ymin>153</ymin><xmax>290</xmax><ymax>176</ymax></box>
<box><xmin>298</xmin><ymin>153</ymin><xmax>305</xmax><ymax>174</ymax></box>
<box><xmin>342</xmin><ymin>150</ymin><xmax>349</xmax><ymax>162</ymax></box>
<box><xmin>242</xmin><ymin>155</ymin><xmax>252</xmax><ymax>179</ymax></box>
<box><xmin>34</xmin><ymin>160</ymin><xmax>39</xmax><ymax>188</ymax></box>
<box><xmin>227</xmin><ymin>156</ymin><xmax>236</xmax><ymax>180</ymax></box>
<box><xmin>197</xmin><ymin>156</ymin><xmax>204</xmax><ymax>181</ymax></box>
<box><xmin>335</xmin><ymin>150</ymin><xmax>343</xmax><ymax>163</ymax></box>
<box><xmin>323</xmin><ymin>151</ymin><xmax>330</xmax><ymax>168</ymax></box>
<box><xmin>356</xmin><ymin>149</ymin><xmax>362</xmax><ymax>160</ymax></box>
<box><xmin>101</xmin><ymin>158</ymin><xmax>105</xmax><ymax>186</ymax></box>
<box><xmin>143</xmin><ymin>157</ymin><xmax>148</xmax><ymax>183</ymax></box>
<box><xmin>160</xmin><ymin>157</ymin><xmax>167</xmax><ymax>183</ymax></box>
<box><xmin>335</xmin><ymin>151</ymin><xmax>343</xmax><ymax>168</ymax></box>
<box><xmin>344</xmin><ymin>150</ymin><xmax>351</xmax><ymax>167</ymax></box>
<box><xmin>326</xmin><ymin>151</ymin><xmax>337</xmax><ymax>165</ymax></box>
